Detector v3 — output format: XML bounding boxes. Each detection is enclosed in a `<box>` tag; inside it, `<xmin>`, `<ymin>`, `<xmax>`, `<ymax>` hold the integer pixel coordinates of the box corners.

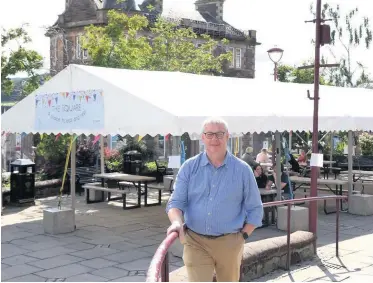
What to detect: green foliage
<box><xmin>81</xmin><ymin>10</ymin><xmax>232</xmax><ymax>74</ymax></box>
<box><xmin>1</xmin><ymin>26</ymin><xmax>44</xmax><ymax>95</ymax></box>
<box><xmin>118</xmin><ymin>136</ymin><xmax>155</xmax><ymax>161</ymax></box>
<box><xmin>359</xmin><ymin>132</ymin><xmax>373</xmax><ymax>156</ymax></box>
<box><xmin>104</xmin><ymin>148</ymin><xmax>123</xmax><ymax>172</ymax></box>
<box><xmin>277</xmin><ymin>61</ymin><xmax>329</xmax><ymax>85</ymax></box>
<box><xmin>36</xmin><ymin>134</ymin><xmax>70</xmax><ymax>165</ymax></box>
<box><xmin>310</xmin><ymin>3</ymin><xmax>372</xmax><ymax>87</ymax></box>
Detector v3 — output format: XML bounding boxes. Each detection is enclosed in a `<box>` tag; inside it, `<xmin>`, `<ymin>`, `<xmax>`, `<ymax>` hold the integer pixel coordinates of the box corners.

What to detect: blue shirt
<box><xmin>166</xmin><ymin>151</ymin><xmax>263</xmax><ymax>236</ymax></box>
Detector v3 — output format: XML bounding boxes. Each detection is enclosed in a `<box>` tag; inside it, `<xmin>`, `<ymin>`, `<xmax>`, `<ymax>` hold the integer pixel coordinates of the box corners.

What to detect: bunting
<box><xmin>92</xmin><ymin>134</ymin><xmax>100</xmax><ymax>145</ymax></box>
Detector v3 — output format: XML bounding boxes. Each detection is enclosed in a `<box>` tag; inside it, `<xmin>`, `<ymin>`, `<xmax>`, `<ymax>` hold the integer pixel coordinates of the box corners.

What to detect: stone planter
<box><xmin>43</xmin><ymin>207</ymin><xmax>75</xmax><ymax>234</ymax></box>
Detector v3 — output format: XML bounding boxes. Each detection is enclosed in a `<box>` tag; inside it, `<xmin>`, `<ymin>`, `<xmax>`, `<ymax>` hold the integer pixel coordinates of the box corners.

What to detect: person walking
<box><xmin>166</xmin><ymin>117</ymin><xmax>263</xmax><ymax>282</ymax></box>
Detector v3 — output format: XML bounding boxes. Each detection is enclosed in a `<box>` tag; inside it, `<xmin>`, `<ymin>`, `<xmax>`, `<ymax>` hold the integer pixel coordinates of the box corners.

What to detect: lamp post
<box><xmin>267</xmin><ymin>47</ymin><xmax>284</xmax><ymax>81</ymax></box>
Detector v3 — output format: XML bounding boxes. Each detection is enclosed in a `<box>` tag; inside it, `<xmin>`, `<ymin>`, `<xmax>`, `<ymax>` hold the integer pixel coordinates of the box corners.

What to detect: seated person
<box><xmin>288</xmin><ymin>153</ymin><xmax>301</xmax><ymax>173</ymax></box>
<box><xmin>266</xmin><ymin>163</ymin><xmax>291</xmax><ymax>198</ymax></box>
<box><xmin>256</xmin><ymin>148</ymin><xmax>271</xmax><ymax>164</ymax></box>
<box><xmin>252</xmin><ymin>164</ymin><xmax>268</xmax><ymax>188</ymax></box>
<box><xmin>241</xmin><ymin>146</ymin><xmax>259</xmax><ymax>168</ymax></box>
<box><xmin>297</xmin><ymin>149</ymin><xmax>307</xmax><ymax>164</ymax></box>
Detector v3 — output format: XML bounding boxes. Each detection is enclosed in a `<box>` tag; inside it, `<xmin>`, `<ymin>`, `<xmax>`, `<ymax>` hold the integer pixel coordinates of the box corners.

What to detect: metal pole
<box><xmin>274</xmin><ymin>62</ymin><xmax>278</xmax><ymax>81</ymax></box>
<box><xmin>275</xmin><ymin>132</ymin><xmax>282</xmax><ymax>201</ymax></box>
<box><xmin>71</xmin><ymin>137</ymin><xmax>76</xmax><ymax>229</ymax></box>
<box><xmin>289</xmin><ymin>131</ymin><xmax>292</xmax><ymax>151</ymax></box>
<box><xmin>336</xmin><ymin>198</ymin><xmax>340</xmax><ymax>257</ymax></box>
<box><xmin>309</xmin><ymin>0</ymin><xmax>322</xmax><ymax>236</ymax></box>
<box><xmin>348</xmin><ymin>131</ymin><xmax>353</xmax><ymax>195</ymax></box>
<box><xmin>100</xmin><ymin>135</ymin><xmax>105</xmax><ymax>174</ymax></box>
<box><xmin>287</xmin><ymin>203</ymin><xmax>291</xmax><ymax>270</ymax></box>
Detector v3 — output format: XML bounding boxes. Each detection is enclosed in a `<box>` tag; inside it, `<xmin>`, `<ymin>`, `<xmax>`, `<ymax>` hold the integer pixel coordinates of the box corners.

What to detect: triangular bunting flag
<box><xmin>55</xmin><ymin>133</ymin><xmax>62</xmax><ymax>141</ymax></box>
<box><xmin>92</xmin><ymin>135</ymin><xmax>100</xmax><ymax>145</ymax></box>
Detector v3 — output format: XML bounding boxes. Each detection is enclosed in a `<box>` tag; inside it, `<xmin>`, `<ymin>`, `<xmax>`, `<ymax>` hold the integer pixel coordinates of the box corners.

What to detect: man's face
<box><xmin>202</xmin><ymin>123</ymin><xmax>229</xmax><ymax>155</ymax></box>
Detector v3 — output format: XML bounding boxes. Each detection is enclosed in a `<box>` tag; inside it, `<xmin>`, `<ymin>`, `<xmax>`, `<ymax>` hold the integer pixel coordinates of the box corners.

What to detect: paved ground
<box><xmin>1</xmin><ymin>191</ymin><xmax>373</xmax><ymax>282</ymax></box>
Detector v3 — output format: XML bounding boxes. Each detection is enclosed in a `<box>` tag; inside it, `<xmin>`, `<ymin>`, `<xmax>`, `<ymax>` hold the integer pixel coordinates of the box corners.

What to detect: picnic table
<box><xmin>259</xmin><ymin>188</ymin><xmax>277</xmax><ymax>227</ymax></box>
<box><xmin>289</xmin><ymin>176</ymin><xmax>348</xmax><ymax>214</ymax></box>
<box><xmin>83</xmin><ymin>173</ymin><xmax>157</xmax><ymax>209</ymax></box>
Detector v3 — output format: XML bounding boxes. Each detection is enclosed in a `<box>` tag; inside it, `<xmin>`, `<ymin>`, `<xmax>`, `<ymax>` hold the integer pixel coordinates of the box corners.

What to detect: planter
<box><xmin>43</xmin><ymin>207</ymin><xmax>75</xmax><ymax>234</ymax></box>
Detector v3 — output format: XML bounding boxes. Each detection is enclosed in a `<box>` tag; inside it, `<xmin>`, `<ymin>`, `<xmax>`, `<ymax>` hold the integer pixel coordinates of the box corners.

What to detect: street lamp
<box><xmin>267</xmin><ymin>47</ymin><xmax>284</xmax><ymax>81</ymax></box>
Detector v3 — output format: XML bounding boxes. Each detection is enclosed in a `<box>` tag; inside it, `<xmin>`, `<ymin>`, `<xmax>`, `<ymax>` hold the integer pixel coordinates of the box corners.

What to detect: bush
<box><xmin>104</xmin><ymin>148</ymin><xmax>123</xmax><ymax>172</ymax></box>
<box><xmin>359</xmin><ymin>133</ymin><xmax>373</xmax><ymax>156</ymax></box>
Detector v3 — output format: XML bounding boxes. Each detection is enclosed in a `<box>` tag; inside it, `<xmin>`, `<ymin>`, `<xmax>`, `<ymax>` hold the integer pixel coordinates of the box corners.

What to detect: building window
<box><xmin>75</xmin><ymin>35</ymin><xmax>81</xmax><ymax>59</ymax></box>
<box><xmin>229</xmin><ymin>47</ymin><xmax>234</xmax><ymax>67</ymax></box>
<box><xmin>235</xmin><ymin>48</ymin><xmax>242</xmax><ymax>68</ymax></box>
<box><xmin>83</xmin><ymin>49</ymin><xmax>88</xmax><ymax>59</ymax></box>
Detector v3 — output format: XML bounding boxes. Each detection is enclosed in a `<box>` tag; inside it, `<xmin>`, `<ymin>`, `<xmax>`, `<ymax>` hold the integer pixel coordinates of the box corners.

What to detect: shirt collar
<box><xmin>201</xmin><ymin>151</ymin><xmax>231</xmax><ymax>168</ymax></box>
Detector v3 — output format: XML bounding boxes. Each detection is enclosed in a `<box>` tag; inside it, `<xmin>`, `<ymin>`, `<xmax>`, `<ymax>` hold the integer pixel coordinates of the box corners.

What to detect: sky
<box><xmin>1</xmin><ymin>0</ymin><xmax>372</xmax><ymax>81</ymax></box>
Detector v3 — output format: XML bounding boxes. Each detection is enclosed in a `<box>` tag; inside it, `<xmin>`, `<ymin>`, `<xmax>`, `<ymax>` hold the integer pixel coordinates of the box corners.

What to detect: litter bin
<box><xmin>123</xmin><ymin>150</ymin><xmax>143</xmax><ymax>175</ymax></box>
<box><xmin>10</xmin><ymin>159</ymin><xmax>36</xmax><ymax>205</ymax></box>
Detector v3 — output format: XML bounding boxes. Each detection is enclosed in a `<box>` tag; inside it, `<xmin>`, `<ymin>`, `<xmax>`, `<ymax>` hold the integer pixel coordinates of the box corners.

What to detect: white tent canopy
<box><xmin>2</xmin><ymin>64</ymin><xmax>372</xmax><ymax>138</ymax></box>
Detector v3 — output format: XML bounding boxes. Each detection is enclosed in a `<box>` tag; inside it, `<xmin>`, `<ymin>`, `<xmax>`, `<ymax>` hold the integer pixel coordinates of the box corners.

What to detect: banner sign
<box><xmin>35</xmin><ymin>89</ymin><xmax>104</xmax><ymax>131</ymax></box>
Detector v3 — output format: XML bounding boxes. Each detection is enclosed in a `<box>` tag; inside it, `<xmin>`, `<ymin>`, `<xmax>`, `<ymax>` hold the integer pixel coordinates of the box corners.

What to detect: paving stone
<box><xmin>84</xmin><ymin>235</ymin><xmax>128</xmax><ymax>245</ymax></box>
<box><xmin>2</xmin><ymin>254</ymin><xmax>38</xmax><ymax>266</ymax></box>
<box><xmin>35</xmin><ymin>263</ymin><xmax>93</xmax><ymax>279</ymax></box>
<box><xmin>69</xmin><ymin>247</ymin><xmax>120</xmax><ymax>259</ymax></box>
<box><xmin>27</xmin><ymin>246</ymin><xmax>77</xmax><ymax>259</ymax></box>
<box><xmin>62</xmin><ymin>241</ymin><xmax>95</xmax><ymax>251</ymax></box>
<box><xmin>90</xmin><ymin>266</ymin><xmax>129</xmax><ymax>280</ymax></box>
<box><xmin>104</xmin><ymin>250</ymin><xmax>151</xmax><ymax>263</ymax></box>
<box><xmin>2</xmin><ymin>263</ymin><xmax>11</xmax><ymax>269</ymax></box>
<box><xmin>65</xmin><ymin>273</ymin><xmax>108</xmax><ymax>282</ymax></box>
<box><xmin>27</xmin><ymin>235</ymin><xmax>61</xmax><ymax>243</ymax></box>
<box><xmin>79</xmin><ymin>258</ymin><xmax>117</xmax><ymax>269</ymax></box>
<box><xmin>23</xmin><ymin>240</ymin><xmax>66</xmax><ymax>252</ymax></box>
<box><xmin>136</xmin><ymin>244</ymin><xmax>160</xmax><ymax>255</ymax></box>
<box><xmin>111</xmin><ymin>275</ymin><xmax>146</xmax><ymax>282</ymax></box>
<box><xmin>9</xmin><ymin>239</ymin><xmax>37</xmax><ymax>247</ymax></box>
<box><xmin>1</xmin><ymin>244</ymin><xmax>30</xmax><ymax>258</ymax></box>
<box><xmin>1</xmin><ymin>264</ymin><xmax>43</xmax><ymax>281</ymax></box>
<box><xmin>27</xmin><ymin>254</ymin><xmax>84</xmax><ymax>269</ymax></box>
<box><xmin>54</xmin><ymin>236</ymin><xmax>87</xmax><ymax>245</ymax></box>
<box><xmin>115</xmin><ymin>257</ymin><xmax>152</xmax><ymax>271</ymax></box>
<box><xmin>121</xmin><ymin>237</ymin><xmax>159</xmax><ymax>247</ymax></box>
<box><xmin>106</xmin><ymin>241</ymin><xmax>140</xmax><ymax>252</ymax></box>
<box><xmin>1</xmin><ymin>231</ymin><xmax>37</xmax><ymax>242</ymax></box>
<box><xmin>5</xmin><ymin>273</ymin><xmax>47</xmax><ymax>282</ymax></box>
<box><xmin>80</xmin><ymin>225</ymin><xmax>109</xmax><ymax>232</ymax></box>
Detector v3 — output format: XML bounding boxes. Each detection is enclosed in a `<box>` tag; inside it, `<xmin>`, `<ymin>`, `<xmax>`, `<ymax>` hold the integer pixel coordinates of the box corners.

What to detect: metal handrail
<box><xmin>146</xmin><ymin>195</ymin><xmax>348</xmax><ymax>282</ymax></box>
<box><xmin>146</xmin><ymin>231</ymin><xmax>179</xmax><ymax>282</ymax></box>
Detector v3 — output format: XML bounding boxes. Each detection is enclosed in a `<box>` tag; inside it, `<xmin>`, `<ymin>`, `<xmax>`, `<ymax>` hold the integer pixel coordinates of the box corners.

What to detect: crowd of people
<box><xmin>241</xmin><ymin>146</ymin><xmax>307</xmax><ymax>198</ymax></box>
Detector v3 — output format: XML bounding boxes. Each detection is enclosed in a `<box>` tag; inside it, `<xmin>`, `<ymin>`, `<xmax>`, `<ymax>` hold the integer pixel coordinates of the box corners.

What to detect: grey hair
<box><xmin>201</xmin><ymin>117</ymin><xmax>229</xmax><ymax>133</ymax></box>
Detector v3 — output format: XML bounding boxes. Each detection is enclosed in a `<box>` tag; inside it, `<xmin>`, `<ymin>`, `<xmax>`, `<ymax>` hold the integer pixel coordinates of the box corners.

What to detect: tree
<box><xmin>310</xmin><ymin>3</ymin><xmax>372</xmax><ymax>87</ymax></box>
<box><xmin>81</xmin><ymin>10</ymin><xmax>232</xmax><ymax>74</ymax></box>
<box><xmin>1</xmin><ymin>25</ymin><xmax>44</xmax><ymax>96</ymax></box>
<box><xmin>277</xmin><ymin>60</ymin><xmax>329</xmax><ymax>85</ymax></box>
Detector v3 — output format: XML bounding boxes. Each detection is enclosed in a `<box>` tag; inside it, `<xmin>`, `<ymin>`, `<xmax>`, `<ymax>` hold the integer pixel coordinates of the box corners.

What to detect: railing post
<box><xmin>336</xmin><ymin>198</ymin><xmax>340</xmax><ymax>258</ymax></box>
<box><xmin>286</xmin><ymin>203</ymin><xmax>291</xmax><ymax>270</ymax></box>
<box><xmin>161</xmin><ymin>251</ymin><xmax>169</xmax><ymax>282</ymax></box>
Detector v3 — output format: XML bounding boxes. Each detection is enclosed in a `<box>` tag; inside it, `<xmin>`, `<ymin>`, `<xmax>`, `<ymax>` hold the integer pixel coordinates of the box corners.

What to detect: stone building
<box><xmin>45</xmin><ymin>0</ymin><xmax>261</xmax><ymax>158</ymax></box>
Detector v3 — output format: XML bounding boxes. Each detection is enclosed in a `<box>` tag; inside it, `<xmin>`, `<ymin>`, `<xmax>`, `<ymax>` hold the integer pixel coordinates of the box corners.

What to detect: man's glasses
<box><xmin>204</xmin><ymin>132</ymin><xmax>226</xmax><ymax>139</ymax></box>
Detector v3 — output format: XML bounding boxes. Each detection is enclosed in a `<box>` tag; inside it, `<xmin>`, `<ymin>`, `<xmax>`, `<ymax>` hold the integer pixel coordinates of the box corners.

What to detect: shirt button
<box><xmin>212</xmin><ymin>185</ymin><xmax>215</xmax><ymax>188</ymax></box>
<box><xmin>207</xmin><ymin>227</ymin><xmax>210</xmax><ymax>230</ymax></box>
<box><xmin>208</xmin><ymin>212</ymin><xmax>211</xmax><ymax>216</ymax></box>
<box><xmin>210</xmin><ymin>198</ymin><xmax>212</xmax><ymax>201</ymax></box>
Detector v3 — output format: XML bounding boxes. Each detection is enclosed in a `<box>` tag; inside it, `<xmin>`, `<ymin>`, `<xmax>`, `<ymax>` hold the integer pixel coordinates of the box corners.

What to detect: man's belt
<box><xmin>187</xmin><ymin>227</ymin><xmax>231</xmax><ymax>239</ymax></box>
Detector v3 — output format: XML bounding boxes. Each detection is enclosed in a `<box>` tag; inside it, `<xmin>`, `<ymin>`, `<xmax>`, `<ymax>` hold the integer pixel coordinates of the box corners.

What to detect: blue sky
<box><xmin>1</xmin><ymin>0</ymin><xmax>372</xmax><ymax>81</ymax></box>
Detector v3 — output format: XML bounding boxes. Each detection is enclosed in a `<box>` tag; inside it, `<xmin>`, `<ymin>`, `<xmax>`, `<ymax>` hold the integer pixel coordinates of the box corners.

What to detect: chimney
<box><xmin>195</xmin><ymin>0</ymin><xmax>225</xmax><ymax>22</ymax></box>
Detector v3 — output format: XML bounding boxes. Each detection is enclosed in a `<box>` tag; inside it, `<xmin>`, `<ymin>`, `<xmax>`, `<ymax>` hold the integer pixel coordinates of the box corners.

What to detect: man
<box><xmin>241</xmin><ymin>146</ymin><xmax>259</xmax><ymax>168</ymax></box>
<box><xmin>166</xmin><ymin>117</ymin><xmax>263</xmax><ymax>282</ymax></box>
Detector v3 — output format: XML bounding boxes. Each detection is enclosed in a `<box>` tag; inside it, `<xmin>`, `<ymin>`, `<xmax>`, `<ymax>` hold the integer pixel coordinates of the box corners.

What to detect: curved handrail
<box><xmin>146</xmin><ymin>195</ymin><xmax>349</xmax><ymax>281</ymax></box>
<box><xmin>146</xmin><ymin>231</ymin><xmax>179</xmax><ymax>282</ymax></box>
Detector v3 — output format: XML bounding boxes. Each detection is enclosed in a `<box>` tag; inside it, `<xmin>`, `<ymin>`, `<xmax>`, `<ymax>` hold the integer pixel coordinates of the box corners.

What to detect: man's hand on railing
<box><xmin>167</xmin><ymin>221</ymin><xmax>185</xmax><ymax>244</ymax></box>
